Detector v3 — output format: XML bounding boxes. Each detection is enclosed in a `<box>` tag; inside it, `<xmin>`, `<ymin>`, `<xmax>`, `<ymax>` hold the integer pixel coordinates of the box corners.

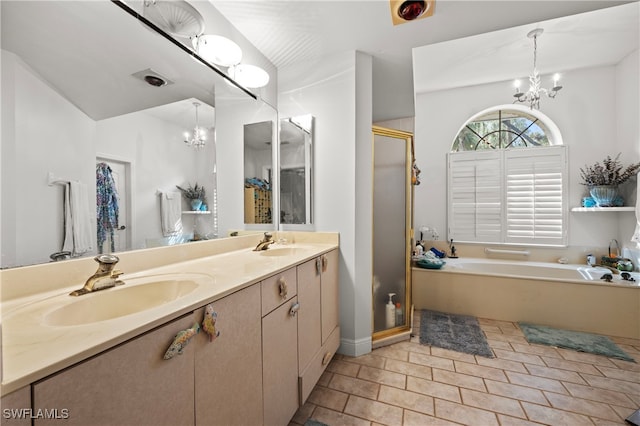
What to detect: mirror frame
<box><xmin>278</xmin><ymin>114</ymin><xmax>314</xmax><ymax>228</ymax></box>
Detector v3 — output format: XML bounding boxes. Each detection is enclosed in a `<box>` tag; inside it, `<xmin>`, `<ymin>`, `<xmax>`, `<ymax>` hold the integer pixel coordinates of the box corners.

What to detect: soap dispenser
<box><xmin>386</xmin><ymin>293</ymin><xmax>396</xmax><ymax>329</ymax></box>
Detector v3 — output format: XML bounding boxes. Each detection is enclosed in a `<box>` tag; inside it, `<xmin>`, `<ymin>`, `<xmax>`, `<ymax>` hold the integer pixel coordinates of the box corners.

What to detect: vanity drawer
<box><xmin>261</xmin><ymin>267</ymin><xmax>297</xmax><ymax>316</ymax></box>
<box><xmin>298</xmin><ymin>325</ymin><xmax>340</xmax><ymax>404</ymax></box>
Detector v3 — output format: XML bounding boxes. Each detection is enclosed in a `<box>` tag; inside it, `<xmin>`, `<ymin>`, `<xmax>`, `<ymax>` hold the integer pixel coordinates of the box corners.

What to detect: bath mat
<box><xmin>419</xmin><ymin>310</ymin><xmax>494</xmax><ymax>358</ymax></box>
<box><xmin>518</xmin><ymin>323</ymin><xmax>635</xmax><ymax>362</ymax></box>
<box><xmin>304</xmin><ymin>419</ymin><xmax>328</xmax><ymax>426</ymax></box>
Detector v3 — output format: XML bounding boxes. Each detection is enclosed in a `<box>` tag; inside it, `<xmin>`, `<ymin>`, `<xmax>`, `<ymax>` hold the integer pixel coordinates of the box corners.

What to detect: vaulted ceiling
<box><xmin>210</xmin><ymin>0</ymin><xmax>638</xmax><ymax>121</ymax></box>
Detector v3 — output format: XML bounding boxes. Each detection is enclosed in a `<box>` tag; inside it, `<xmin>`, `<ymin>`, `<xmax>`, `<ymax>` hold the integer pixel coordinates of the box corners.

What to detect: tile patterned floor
<box><xmin>290</xmin><ymin>312</ymin><xmax>640</xmax><ymax>426</ymax></box>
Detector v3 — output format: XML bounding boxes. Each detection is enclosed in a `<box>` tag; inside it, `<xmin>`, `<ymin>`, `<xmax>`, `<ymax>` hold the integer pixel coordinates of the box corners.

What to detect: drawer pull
<box><xmin>322</xmin><ymin>351</ymin><xmax>332</xmax><ymax>366</ymax></box>
<box><xmin>289</xmin><ymin>302</ymin><xmax>300</xmax><ymax>317</ymax></box>
<box><xmin>278</xmin><ymin>278</ymin><xmax>288</xmax><ymax>299</ymax></box>
<box><xmin>163</xmin><ymin>323</ymin><xmax>200</xmax><ymax>360</ymax></box>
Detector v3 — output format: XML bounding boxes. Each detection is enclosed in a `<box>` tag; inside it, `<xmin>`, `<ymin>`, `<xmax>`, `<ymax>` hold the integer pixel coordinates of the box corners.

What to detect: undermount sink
<box><xmin>44</xmin><ymin>274</ymin><xmax>209</xmax><ymax>326</ymax></box>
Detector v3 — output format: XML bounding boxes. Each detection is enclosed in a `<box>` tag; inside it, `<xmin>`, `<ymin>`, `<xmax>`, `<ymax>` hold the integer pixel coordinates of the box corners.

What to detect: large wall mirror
<box><xmin>279</xmin><ymin>115</ymin><xmax>314</xmax><ymax>226</ymax></box>
<box><xmin>0</xmin><ymin>1</ymin><xmax>260</xmax><ymax>268</ymax></box>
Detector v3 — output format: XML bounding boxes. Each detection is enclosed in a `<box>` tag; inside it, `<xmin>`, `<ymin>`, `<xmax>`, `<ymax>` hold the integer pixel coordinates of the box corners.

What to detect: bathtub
<box><xmin>443</xmin><ymin>258</ymin><xmax>640</xmax><ymax>285</ymax></box>
<box><xmin>412</xmin><ymin>258</ymin><xmax>640</xmax><ymax>339</ymax></box>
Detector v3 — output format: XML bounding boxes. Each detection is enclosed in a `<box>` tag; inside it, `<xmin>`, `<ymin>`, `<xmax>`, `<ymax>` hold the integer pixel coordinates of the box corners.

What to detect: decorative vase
<box><xmin>589</xmin><ymin>185</ymin><xmax>618</xmax><ymax>207</ymax></box>
<box><xmin>190</xmin><ymin>199</ymin><xmax>203</xmax><ymax>211</ymax></box>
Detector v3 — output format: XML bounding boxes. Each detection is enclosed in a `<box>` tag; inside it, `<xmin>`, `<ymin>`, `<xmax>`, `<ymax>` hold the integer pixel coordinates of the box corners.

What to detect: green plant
<box><xmin>176</xmin><ymin>183</ymin><xmax>206</xmax><ymax>201</ymax></box>
<box><xmin>579</xmin><ymin>154</ymin><xmax>640</xmax><ymax>186</ymax></box>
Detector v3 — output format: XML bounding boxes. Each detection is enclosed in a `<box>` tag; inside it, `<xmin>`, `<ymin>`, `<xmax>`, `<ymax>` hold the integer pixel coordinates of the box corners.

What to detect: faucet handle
<box><xmin>95</xmin><ymin>254</ymin><xmax>120</xmax><ymax>264</ymax></box>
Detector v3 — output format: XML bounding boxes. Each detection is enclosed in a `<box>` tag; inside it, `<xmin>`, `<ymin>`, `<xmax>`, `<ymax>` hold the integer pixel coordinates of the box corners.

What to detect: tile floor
<box><xmin>290</xmin><ymin>312</ymin><xmax>640</xmax><ymax>426</ymax></box>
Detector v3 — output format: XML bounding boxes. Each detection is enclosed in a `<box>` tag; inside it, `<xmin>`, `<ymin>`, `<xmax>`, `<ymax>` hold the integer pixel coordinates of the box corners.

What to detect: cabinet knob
<box><xmin>278</xmin><ymin>277</ymin><xmax>288</xmax><ymax>299</ymax></box>
<box><xmin>315</xmin><ymin>257</ymin><xmax>322</xmax><ymax>275</ymax></box>
<box><xmin>289</xmin><ymin>302</ymin><xmax>300</xmax><ymax>317</ymax></box>
<box><xmin>322</xmin><ymin>255</ymin><xmax>328</xmax><ymax>272</ymax></box>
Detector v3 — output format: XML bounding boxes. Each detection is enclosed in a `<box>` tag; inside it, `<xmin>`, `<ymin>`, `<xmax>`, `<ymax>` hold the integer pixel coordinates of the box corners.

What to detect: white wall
<box><xmin>1</xmin><ymin>51</ymin><xmax>95</xmax><ymax>267</ymax></box>
<box><xmin>414</xmin><ymin>59</ymin><xmax>639</xmax><ymax>256</ymax></box>
<box><xmin>615</xmin><ymin>50</ymin><xmax>640</xmax><ymax>261</ymax></box>
<box><xmin>278</xmin><ymin>51</ymin><xmax>374</xmax><ymax>356</ymax></box>
<box><xmin>216</xmin><ymin>98</ymin><xmax>278</xmax><ymax>235</ymax></box>
<box><xmin>1</xmin><ymin>50</ymin><xmax>218</xmax><ymax>267</ymax></box>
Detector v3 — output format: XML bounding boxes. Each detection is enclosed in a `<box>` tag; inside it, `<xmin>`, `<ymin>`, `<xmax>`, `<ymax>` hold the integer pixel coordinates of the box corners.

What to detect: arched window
<box><xmin>448</xmin><ymin>105</ymin><xmax>567</xmax><ymax>246</ymax></box>
<box><xmin>451</xmin><ymin>105</ymin><xmax>561</xmax><ymax>151</ymax></box>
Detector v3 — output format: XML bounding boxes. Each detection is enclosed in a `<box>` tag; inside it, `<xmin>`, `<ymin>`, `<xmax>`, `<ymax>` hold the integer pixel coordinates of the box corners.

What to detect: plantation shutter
<box><xmin>448</xmin><ymin>151</ymin><xmax>502</xmax><ymax>243</ymax></box>
<box><xmin>504</xmin><ymin>146</ymin><xmax>567</xmax><ymax>246</ymax></box>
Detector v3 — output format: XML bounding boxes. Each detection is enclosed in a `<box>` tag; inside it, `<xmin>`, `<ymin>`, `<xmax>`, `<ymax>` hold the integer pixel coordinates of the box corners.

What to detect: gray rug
<box><xmin>519</xmin><ymin>323</ymin><xmax>635</xmax><ymax>362</ymax></box>
<box><xmin>304</xmin><ymin>420</ymin><xmax>328</xmax><ymax>426</ymax></box>
<box><xmin>419</xmin><ymin>310</ymin><xmax>494</xmax><ymax>358</ymax></box>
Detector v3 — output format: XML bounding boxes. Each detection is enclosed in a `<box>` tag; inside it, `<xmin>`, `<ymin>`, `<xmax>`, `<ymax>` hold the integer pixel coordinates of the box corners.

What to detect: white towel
<box><xmin>632</xmin><ymin>173</ymin><xmax>640</xmax><ymax>248</ymax></box>
<box><xmin>160</xmin><ymin>191</ymin><xmax>182</xmax><ymax>237</ymax></box>
<box><xmin>62</xmin><ymin>181</ymin><xmax>93</xmax><ymax>256</ymax></box>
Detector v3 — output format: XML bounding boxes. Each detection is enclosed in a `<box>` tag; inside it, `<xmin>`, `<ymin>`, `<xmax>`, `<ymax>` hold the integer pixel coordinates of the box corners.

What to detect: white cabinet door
<box><xmin>33</xmin><ymin>313</ymin><xmax>197</xmax><ymax>426</ymax></box>
<box><xmin>194</xmin><ymin>284</ymin><xmax>263</xmax><ymax>426</ymax></box>
<box><xmin>321</xmin><ymin>249</ymin><xmax>340</xmax><ymax>343</ymax></box>
<box><xmin>262</xmin><ymin>297</ymin><xmax>299</xmax><ymax>426</ymax></box>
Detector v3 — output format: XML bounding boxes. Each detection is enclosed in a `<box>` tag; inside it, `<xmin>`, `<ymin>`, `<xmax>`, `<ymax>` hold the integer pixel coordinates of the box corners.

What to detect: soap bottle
<box><xmin>385</xmin><ymin>293</ymin><xmax>396</xmax><ymax>329</ymax></box>
<box><xmin>395</xmin><ymin>302</ymin><xmax>403</xmax><ymax>326</ymax></box>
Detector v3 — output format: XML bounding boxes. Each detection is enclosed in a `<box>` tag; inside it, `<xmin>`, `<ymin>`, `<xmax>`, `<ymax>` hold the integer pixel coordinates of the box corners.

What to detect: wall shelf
<box><xmin>182</xmin><ymin>211</ymin><xmax>211</xmax><ymax>215</ymax></box>
<box><xmin>571</xmin><ymin>207</ymin><xmax>634</xmax><ymax>212</ymax></box>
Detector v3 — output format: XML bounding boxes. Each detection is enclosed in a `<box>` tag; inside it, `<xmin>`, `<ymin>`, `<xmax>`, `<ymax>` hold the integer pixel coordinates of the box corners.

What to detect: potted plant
<box><xmin>176</xmin><ymin>183</ymin><xmax>206</xmax><ymax>211</ymax></box>
<box><xmin>579</xmin><ymin>154</ymin><xmax>640</xmax><ymax>207</ymax></box>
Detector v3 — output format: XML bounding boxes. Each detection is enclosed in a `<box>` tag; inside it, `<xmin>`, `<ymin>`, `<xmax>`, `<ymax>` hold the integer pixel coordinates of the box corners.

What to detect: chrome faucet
<box><xmin>70</xmin><ymin>254</ymin><xmax>124</xmax><ymax>296</ymax></box>
<box><xmin>253</xmin><ymin>232</ymin><xmax>275</xmax><ymax>251</ymax></box>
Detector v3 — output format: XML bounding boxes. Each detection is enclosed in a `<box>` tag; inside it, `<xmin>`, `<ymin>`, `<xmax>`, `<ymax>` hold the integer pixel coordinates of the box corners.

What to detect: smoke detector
<box><xmin>390</xmin><ymin>0</ymin><xmax>435</xmax><ymax>25</ymax></box>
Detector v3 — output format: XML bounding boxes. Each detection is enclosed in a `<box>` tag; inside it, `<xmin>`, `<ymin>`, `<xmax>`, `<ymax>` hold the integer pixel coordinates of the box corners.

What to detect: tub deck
<box><xmin>412</xmin><ymin>259</ymin><xmax>640</xmax><ymax>339</ymax></box>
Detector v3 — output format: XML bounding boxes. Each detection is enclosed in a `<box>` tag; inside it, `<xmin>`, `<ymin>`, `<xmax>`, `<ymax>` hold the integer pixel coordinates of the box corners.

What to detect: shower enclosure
<box><xmin>372</xmin><ymin>126</ymin><xmax>414</xmax><ymax>343</ymax></box>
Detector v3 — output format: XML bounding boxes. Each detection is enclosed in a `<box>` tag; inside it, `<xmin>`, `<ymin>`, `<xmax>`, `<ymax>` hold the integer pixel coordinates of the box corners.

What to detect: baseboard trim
<box><xmin>337</xmin><ymin>336</ymin><xmax>372</xmax><ymax>357</ymax></box>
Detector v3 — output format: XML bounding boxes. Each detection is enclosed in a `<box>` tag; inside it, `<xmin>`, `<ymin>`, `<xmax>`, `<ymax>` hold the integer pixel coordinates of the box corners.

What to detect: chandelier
<box><xmin>512</xmin><ymin>28</ymin><xmax>562</xmax><ymax>110</ymax></box>
<box><xmin>184</xmin><ymin>102</ymin><xmax>207</xmax><ymax>149</ymax></box>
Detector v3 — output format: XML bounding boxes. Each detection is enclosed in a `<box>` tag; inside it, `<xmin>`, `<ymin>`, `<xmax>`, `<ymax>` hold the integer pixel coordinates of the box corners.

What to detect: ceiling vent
<box><xmin>389</xmin><ymin>0</ymin><xmax>435</xmax><ymax>25</ymax></box>
<box><xmin>131</xmin><ymin>68</ymin><xmax>174</xmax><ymax>87</ymax></box>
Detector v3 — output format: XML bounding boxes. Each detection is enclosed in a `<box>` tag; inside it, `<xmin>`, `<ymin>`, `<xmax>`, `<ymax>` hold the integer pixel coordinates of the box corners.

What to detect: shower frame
<box><xmin>371</xmin><ymin>126</ymin><xmax>414</xmax><ymax>344</ymax></box>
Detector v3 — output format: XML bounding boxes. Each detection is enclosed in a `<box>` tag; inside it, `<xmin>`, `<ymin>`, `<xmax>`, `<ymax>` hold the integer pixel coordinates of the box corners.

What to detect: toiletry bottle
<box><xmin>395</xmin><ymin>302</ymin><xmax>403</xmax><ymax>326</ymax></box>
<box><xmin>386</xmin><ymin>293</ymin><xmax>396</xmax><ymax>329</ymax></box>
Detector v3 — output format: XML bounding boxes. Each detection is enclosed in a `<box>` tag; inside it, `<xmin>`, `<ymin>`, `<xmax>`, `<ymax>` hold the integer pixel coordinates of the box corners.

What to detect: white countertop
<box><xmin>1</xmin><ymin>236</ymin><xmax>338</xmax><ymax>396</ymax></box>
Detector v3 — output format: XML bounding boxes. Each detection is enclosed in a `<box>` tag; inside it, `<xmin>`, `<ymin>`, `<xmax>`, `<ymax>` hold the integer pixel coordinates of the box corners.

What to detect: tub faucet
<box><xmin>254</xmin><ymin>232</ymin><xmax>275</xmax><ymax>251</ymax></box>
<box><xmin>69</xmin><ymin>254</ymin><xmax>124</xmax><ymax>296</ymax></box>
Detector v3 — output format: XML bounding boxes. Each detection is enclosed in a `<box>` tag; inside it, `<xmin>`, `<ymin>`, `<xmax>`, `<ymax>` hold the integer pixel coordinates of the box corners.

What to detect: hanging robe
<box><xmin>96</xmin><ymin>162</ymin><xmax>119</xmax><ymax>253</ymax></box>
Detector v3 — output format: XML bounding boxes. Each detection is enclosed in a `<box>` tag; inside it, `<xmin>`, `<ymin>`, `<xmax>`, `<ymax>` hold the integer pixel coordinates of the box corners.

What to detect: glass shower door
<box><xmin>372</xmin><ymin>126</ymin><xmax>413</xmax><ymax>339</ymax></box>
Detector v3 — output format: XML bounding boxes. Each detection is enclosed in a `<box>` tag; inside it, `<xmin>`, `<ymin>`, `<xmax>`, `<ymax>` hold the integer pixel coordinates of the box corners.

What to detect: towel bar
<box><xmin>484</xmin><ymin>248</ymin><xmax>530</xmax><ymax>256</ymax></box>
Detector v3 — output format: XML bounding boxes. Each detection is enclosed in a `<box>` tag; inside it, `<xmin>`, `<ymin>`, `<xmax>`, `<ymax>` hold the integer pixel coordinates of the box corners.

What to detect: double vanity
<box><xmin>1</xmin><ymin>232</ymin><xmax>339</xmax><ymax>425</ymax></box>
